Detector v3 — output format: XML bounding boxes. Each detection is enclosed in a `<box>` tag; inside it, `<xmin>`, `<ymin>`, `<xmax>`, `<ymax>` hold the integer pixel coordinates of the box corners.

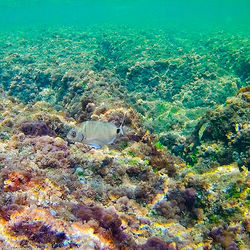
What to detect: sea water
<box><xmin>0</xmin><ymin>0</ymin><xmax>250</xmax><ymax>31</ymax></box>
<box><xmin>0</xmin><ymin>1</ymin><xmax>249</xmax><ymax>249</ymax></box>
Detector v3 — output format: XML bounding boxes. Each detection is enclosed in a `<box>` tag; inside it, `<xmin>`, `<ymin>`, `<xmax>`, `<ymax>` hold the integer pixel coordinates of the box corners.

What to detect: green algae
<box><xmin>112</xmin><ymin>173</ymin><xmax>122</xmax><ymax>185</ymax></box>
<box><xmin>209</xmin><ymin>214</ymin><xmax>219</xmax><ymax>223</ymax></box>
<box><xmin>167</xmin><ymin>106</ymin><xmax>180</xmax><ymax>118</ymax></box>
<box><xmin>77</xmin><ymin>171</ymin><xmax>85</xmax><ymax>177</ymax></box>
<box><xmin>155</xmin><ymin>103</ymin><xmax>167</xmax><ymax>116</ymax></box>
<box><xmin>246</xmin><ymin>190</ymin><xmax>250</xmax><ymax>209</ymax></box>
<box><xmin>128</xmin><ymin>159</ymin><xmax>140</xmax><ymax>166</ymax></box>
<box><xmin>0</xmin><ymin>133</ymin><xmax>10</xmax><ymax>141</ymax></box>
<box><xmin>152</xmin><ymin>167</ymin><xmax>158</xmax><ymax>173</ymax></box>
<box><xmin>186</xmin><ymin>163</ymin><xmax>193</xmax><ymax>168</ymax></box>
<box><xmin>0</xmin><ymin>25</ymin><xmax>249</xmax><ymax>142</ymax></box>
<box><xmin>225</xmin><ymin>183</ymin><xmax>248</xmax><ymax>199</ymax></box>
<box><xmin>186</xmin><ymin>148</ymin><xmax>199</xmax><ymax>166</ymax></box>
<box><xmin>119</xmin><ymin>141</ymin><xmax>128</xmax><ymax>150</ymax></box>
<box><xmin>127</xmin><ymin>151</ymin><xmax>136</xmax><ymax>157</ymax></box>
<box><xmin>207</xmin><ymin>205</ymin><xmax>243</xmax><ymax>225</ymax></box>
<box><xmin>155</xmin><ymin>141</ymin><xmax>164</xmax><ymax>150</ymax></box>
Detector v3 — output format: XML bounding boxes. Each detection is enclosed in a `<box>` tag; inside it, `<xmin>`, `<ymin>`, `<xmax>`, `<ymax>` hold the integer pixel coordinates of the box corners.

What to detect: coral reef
<box><xmin>0</xmin><ymin>26</ymin><xmax>248</xmax><ymax>137</ymax></box>
<box><xmin>0</xmin><ymin>25</ymin><xmax>249</xmax><ymax>249</ymax></box>
<box><xmin>181</xmin><ymin>86</ymin><xmax>250</xmax><ymax>172</ymax></box>
<box><xmin>17</xmin><ymin>120</ymin><xmax>56</xmax><ymax>137</ymax></box>
<box><xmin>0</xmin><ymin>91</ymin><xmax>249</xmax><ymax>249</ymax></box>
<box><xmin>0</xmin><ymin>206</ymin><xmax>116</xmax><ymax>249</ymax></box>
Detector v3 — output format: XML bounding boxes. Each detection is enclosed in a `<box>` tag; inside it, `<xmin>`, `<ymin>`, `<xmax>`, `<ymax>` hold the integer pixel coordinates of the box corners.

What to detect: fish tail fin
<box><xmin>119</xmin><ymin>124</ymin><xmax>124</xmax><ymax>135</ymax></box>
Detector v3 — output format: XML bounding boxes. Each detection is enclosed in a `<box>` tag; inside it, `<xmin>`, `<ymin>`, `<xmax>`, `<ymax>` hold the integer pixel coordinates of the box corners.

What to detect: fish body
<box><xmin>67</xmin><ymin>120</ymin><xmax>124</xmax><ymax>149</ymax></box>
<box><xmin>198</xmin><ymin>122</ymin><xmax>209</xmax><ymax>141</ymax></box>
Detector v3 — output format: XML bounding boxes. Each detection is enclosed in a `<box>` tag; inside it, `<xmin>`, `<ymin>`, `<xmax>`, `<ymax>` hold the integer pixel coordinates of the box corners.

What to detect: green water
<box><xmin>0</xmin><ymin>3</ymin><xmax>249</xmax><ymax>247</ymax></box>
<box><xmin>1</xmin><ymin>0</ymin><xmax>250</xmax><ymax>31</ymax></box>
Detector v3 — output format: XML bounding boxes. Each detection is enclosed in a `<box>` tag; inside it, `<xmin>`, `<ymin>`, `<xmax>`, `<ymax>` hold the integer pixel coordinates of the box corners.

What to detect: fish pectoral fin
<box><xmin>85</xmin><ymin>138</ymin><xmax>104</xmax><ymax>149</ymax></box>
<box><xmin>89</xmin><ymin>143</ymin><xmax>102</xmax><ymax>149</ymax></box>
<box><xmin>109</xmin><ymin>136</ymin><xmax>117</xmax><ymax>145</ymax></box>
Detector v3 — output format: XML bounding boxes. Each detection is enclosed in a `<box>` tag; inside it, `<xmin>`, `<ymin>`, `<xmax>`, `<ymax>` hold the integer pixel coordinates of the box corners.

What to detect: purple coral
<box><xmin>141</xmin><ymin>237</ymin><xmax>178</xmax><ymax>250</ymax></box>
<box><xmin>182</xmin><ymin>188</ymin><xmax>197</xmax><ymax>209</ymax></box>
<box><xmin>168</xmin><ymin>187</ymin><xmax>197</xmax><ymax>212</ymax></box>
<box><xmin>18</xmin><ymin>120</ymin><xmax>56</xmax><ymax>137</ymax></box>
<box><xmin>11</xmin><ymin>221</ymin><xmax>67</xmax><ymax>245</ymax></box>
<box><xmin>155</xmin><ymin>187</ymin><xmax>197</xmax><ymax>221</ymax></box>
<box><xmin>71</xmin><ymin>204</ymin><xmax>128</xmax><ymax>244</ymax></box>
<box><xmin>27</xmin><ymin>136</ymin><xmax>70</xmax><ymax>168</ymax></box>
<box><xmin>209</xmin><ymin>227</ymin><xmax>239</xmax><ymax>249</ymax></box>
<box><xmin>0</xmin><ymin>204</ymin><xmax>23</xmax><ymax>221</ymax></box>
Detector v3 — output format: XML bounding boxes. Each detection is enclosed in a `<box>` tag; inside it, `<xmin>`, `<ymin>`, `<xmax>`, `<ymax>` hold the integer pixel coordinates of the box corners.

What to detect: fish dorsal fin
<box><xmin>117</xmin><ymin>111</ymin><xmax>126</xmax><ymax>135</ymax></box>
<box><xmin>121</xmin><ymin>111</ymin><xmax>126</xmax><ymax>127</ymax></box>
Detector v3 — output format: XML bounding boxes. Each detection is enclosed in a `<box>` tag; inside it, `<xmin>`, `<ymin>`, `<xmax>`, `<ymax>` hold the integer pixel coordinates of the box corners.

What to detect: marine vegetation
<box><xmin>0</xmin><ymin>86</ymin><xmax>249</xmax><ymax>248</ymax></box>
<box><xmin>0</xmin><ymin>16</ymin><xmax>249</xmax><ymax>249</ymax></box>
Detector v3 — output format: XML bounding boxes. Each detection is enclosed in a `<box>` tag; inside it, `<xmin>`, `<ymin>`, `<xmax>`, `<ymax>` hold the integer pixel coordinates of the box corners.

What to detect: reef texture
<box><xmin>0</xmin><ymin>25</ymin><xmax>249</xmax><ymax>249</ymax></box>
<box><xmin>0</xmin><ymin>89</ymin><xmax>249</xmax><ymax>249</ymax></box>
<box><xmin>160</xmin><ymin>86</ymin><xmax>250</xmax><ymax>172</ymax></box>
<box><xmin>0</xmin><ymin>26</ymin><xmax>249</xmax><ymax>138</ymax></box>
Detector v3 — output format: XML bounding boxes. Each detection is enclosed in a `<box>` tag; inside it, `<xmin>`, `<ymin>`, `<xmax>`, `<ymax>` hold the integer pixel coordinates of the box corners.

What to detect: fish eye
<box><xmin>71</xmin><ymin>130</ymin><xmax>76</xmax><ymax>137</ymax></box>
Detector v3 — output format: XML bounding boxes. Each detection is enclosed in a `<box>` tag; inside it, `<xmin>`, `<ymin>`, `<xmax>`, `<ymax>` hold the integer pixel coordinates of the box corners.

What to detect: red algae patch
<box><xmin>0</xmin><ymin>207</ymin><xmax>113</xmax><ymax>249</ymax></box>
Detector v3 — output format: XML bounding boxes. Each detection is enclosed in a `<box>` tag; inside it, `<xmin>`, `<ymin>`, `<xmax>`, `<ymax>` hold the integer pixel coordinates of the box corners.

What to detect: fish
<box><xmin>198</xmin><ymin>122</ymin><xmax>209</xmax><ymax>141</ymax></box>
<box><xmin>67</xmin><ymin>113</ymin><xmax>125</xmax><ymax>149</ymax></box>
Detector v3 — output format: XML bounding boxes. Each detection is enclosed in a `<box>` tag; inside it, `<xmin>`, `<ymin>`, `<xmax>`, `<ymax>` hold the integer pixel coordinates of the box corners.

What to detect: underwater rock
<box><xmin>140</xmin><ymin>237</ymin><xmax>178</xmax><ymax>250</ymax></box>
<box><xmin>189</xmin><ymin>86</ymin><xmax>250</xmax><ymax>169</ymax></box>
<box><xmin>0</xmin><ymin>207</ymin><xmax>114</xmax><ymax>249</ymax></box>
<box><xmin>0</xmin><ymin>78</ymin><xmax>249</xmax><ymax>248</ymax></box>
<box><xmin>17</xmin><ymin>120</ymin><xmax>56</xmax><ymax>137</ymax></box>
<box><xmin>208</xmin><ymin>227</ymin><xmax>239</xmax><ymax>250</ymax></box>
<box><xmin>71</xmin><ymin>204</ymin><xmax>130</xmax><ymax>246</ymax></box>
<box><xmin>1</xmin><ymin>26</ymin><xmax>248</xmax><ymax>137</ymax></box>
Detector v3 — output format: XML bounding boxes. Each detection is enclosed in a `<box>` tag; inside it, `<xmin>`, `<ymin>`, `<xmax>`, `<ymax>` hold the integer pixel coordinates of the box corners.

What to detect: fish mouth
<box><xmin>66</xmin><ymin>136</ymin><xmax>75</xmax><ymax>144</ymax></box>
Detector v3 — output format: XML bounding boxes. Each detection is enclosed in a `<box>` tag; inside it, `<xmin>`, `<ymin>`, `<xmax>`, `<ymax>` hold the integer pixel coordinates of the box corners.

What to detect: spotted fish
<box><xmin>67</xmin><ymin>113</ymin><xmax>125</xmax><ymax>149</ymax></box>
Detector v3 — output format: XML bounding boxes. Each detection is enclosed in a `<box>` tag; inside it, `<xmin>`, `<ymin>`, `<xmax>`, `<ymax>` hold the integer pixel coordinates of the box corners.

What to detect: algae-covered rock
<box><xmin>189</xmin><ymin>86</ymin><xmax>250</xmax><ymax>170</ymax></box>
<box><xmin>0</xmin><ymin>25</ymin><xmax>249</xmax><ymax>249</ymax></box>
<box><xmin>0</xmin><ymin>26</ymin><xmax>248</xmax><ymax>137</ymax></box>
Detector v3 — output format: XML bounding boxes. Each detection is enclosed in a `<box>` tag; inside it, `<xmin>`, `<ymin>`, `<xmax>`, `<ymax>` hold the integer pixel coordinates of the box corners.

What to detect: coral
<box><xmin>0</xmin><ymin>95</ymin><xmax>249</xmax><ymax>249</ymax></box>
<box><xmin>154</xmin><ymin>188</ymin><xmax>198</xmax><ymax>223</ymax></box>
<box><xmin>182</xmin><ymin>164</ymin><xmax>249</xmax><ymax>228</ymax></box>
<box><xmin>0</xmin><ymin>26</ymin><xmax>249</xmax><ymax>249</ymax></box>
<box><xmin>2</xmin><ymin>171</ymin><xmax>32</xmax><ymax>192</ymax></box>
<box><xmin>71</xmin><ymin>204</ymin><xmax>130</xmax><ymax>246</ymax></box>
<box><xmin>187</xmin><ymin>86</ymin><xmax>250</xmax><ymax>170</ymax></box>
<box><xmin>140</xmin><ymin>237</ymin><xmax>178</xmax><ymax>250</ymax></box>
<box><xmin>17</xmin><ymin>120</ymin><xmax>56</xmax><ymax>137</ymax></box>
<box><xmin>0</xmin><ymin>204</ymin><xmax>24</xmax><ymax>221</ymax></box>
<box><xmin>13</xmin><ymin>135</ymin><xmax>71</xmax><ymax>169</ymax></box>
<box><xmin>10</xmin><ymin>221</ymin><xmax>67</xmax><ymax>245</ymax></box>
<box><xmin>31</xmin><ymin>136</ymin><xmax>70</xmax><ymax>169</ymax></box>
<box><xmin>208</xmin><ymin>227</ymin><xmax>239</xmax><ymax>249</ymax></box>
<box><xmin>0</xmin><ymin>207</ymin><xmax>114</xmax><ymax>249</ymax></box>
<box><xmin>149</xmin><ymin>146</ymin><xmax>177</xmax><ymax>177</ymax></box>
